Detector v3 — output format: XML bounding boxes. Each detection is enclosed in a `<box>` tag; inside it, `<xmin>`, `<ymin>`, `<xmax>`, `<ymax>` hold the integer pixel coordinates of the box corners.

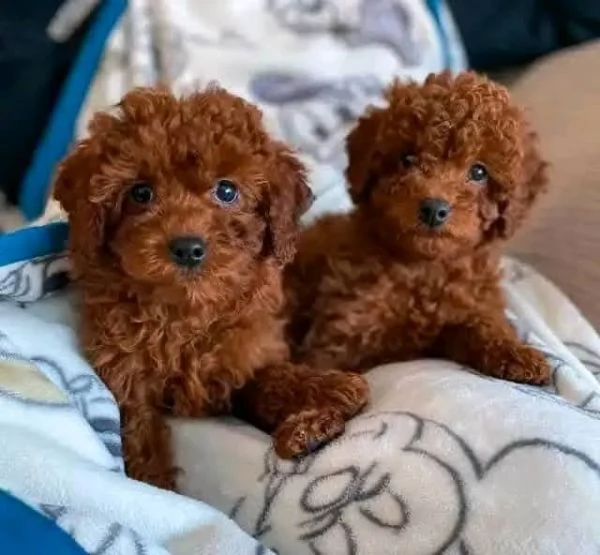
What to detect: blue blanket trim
<box><xmin>425</xmin><ymin>0</ymin><xmax>452</xmax><ymax>69</ymax></box>
<box><xmin>18</xmin><ymin>0</ymin><xmax>126</xmax><ymax>221</ymax></box>
<box><xmin>0</xmin><ymin>222</ymin><xmax>69</xmax><ymax>266</ymax></box>
<box><xmin>0</xmin><ymin>490</ymin><xmax>86</xmax><ymax>555</ymax></box>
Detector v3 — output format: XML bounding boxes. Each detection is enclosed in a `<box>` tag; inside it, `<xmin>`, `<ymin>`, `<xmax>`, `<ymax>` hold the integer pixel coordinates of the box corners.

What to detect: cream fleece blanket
<box><xmin>174</xmin><ymin>257</ymin><xmax>600</xmax><ymax>554</ymax></box>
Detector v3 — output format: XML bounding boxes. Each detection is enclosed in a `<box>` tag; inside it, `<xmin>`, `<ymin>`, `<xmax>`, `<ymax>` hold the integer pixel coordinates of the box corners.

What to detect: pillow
<box><xmin>507</xmin><ymin>40</ymin><xmax>600</xmax><ymax>330</ymax></box>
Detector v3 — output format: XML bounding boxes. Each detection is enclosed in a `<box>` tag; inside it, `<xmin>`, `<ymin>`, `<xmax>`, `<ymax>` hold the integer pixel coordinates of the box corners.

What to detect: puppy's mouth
<box><xmin>411</xmin><ymin>224</ymin><xmax>454</xmax><ymax>237</ymax></box>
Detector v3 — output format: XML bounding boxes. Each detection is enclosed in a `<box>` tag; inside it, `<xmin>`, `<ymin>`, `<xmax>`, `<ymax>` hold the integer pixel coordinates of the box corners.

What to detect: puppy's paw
<box><xmin>127</xmin><ymin>463</ymin><xmax>179</xmax><ymax>491</ymax></box>
<box><xmin>272</xmin><ymin>372</ymin><xmax>369</xmax><ymax>459</ymax></box>
<box><xmin>500</xmin><ymin>345</ymin><xmax>551</xmax><ymax>385</ymax></box>
<box><xmin>273</xmin><ymin>407</ymin><xmax>346</xmax><ymax>459</ymax></box>
<box><xmin>320</xmin><ymin>370</ymin><xmax>370</xmax><ymax>417</ymax></box>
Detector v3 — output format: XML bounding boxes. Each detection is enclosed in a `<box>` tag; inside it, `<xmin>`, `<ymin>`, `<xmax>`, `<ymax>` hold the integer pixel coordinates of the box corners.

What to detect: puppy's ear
<box><xmin>495</xmin><ymin>129</ymin><xmax>548</xmax><ymax>239</ymax></box>
<box><xmin>264</xmin><ymin>143</ymin><xmax>313</xmax><ymax>266</ymax></box>
<box><xmin>53</xmin><ymin>139</ymin><xmax>110</xmax><ymax>274</ymax></box>
<box><xmin>345</xmin><ymin>108</ymin><xmax>384</xmax><ymax>204</ymax></box>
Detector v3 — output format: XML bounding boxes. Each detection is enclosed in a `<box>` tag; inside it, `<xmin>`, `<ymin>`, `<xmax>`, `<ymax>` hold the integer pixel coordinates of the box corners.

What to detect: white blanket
<box><xmin>0</xmin><ymin>254</ymin><xmax>271</xmax><ymax>555</ymax></box>
<box><xmin>2</xmin><ymin>251</ymin><xmax>600</xmax><ymax>554</ymax></box>
<box><xmin>175</xmin><ymin>258</ymin><xmax>600</xmax><ymax>554</ymax></box>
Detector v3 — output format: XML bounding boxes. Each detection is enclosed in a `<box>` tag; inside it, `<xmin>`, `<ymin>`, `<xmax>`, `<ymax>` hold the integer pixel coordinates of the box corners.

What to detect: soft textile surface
<box><xmin>78</xmin><ymin>0</ymin><xmax>466</xmax><ymax>221</ymax></box>
<box><xmin>2</xmin><ymin>252</ymin><xmax>600</xmax><ymax>554</ymax></box>
<box><xmin>174</xmin><ymin>257</ymin><xmax>600</xmax><ymax>554</ymax></box>
<box><xmin>0</xmin><ymin>489</ymin><xmax>86</xmax><ymax>554</ymax></box>
<box><xmin>507</xmin><ymin>40</ymin><xmax>600</xmax><ymax>330</ymax></box>
<box><xmin>0</xmin><ymin>257</ymin><xmax>271</xmax><ymax>555</ymax></box>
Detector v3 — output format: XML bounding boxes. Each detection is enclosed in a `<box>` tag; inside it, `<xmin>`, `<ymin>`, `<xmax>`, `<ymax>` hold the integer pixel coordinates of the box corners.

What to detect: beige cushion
<box><xmin>507</xmin><ymin>40</ymin><xmax>600</xmax><ymax>329</ymax></box>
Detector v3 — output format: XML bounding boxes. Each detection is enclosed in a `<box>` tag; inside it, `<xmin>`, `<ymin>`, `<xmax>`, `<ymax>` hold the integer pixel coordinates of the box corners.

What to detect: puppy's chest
<box><xmin>142</xmin><ymin>318</ymin><xmax>284</xmax><ymax>374</ymax></box>
<box><xmin>335</xmin><ymin>262</ymin><xmax>487</xmax><ymax>327</ymax></box>
<box><xmin>89</xmin><ymin>309</ymin><xmax>284</xmax><ymax>385</ymax></box>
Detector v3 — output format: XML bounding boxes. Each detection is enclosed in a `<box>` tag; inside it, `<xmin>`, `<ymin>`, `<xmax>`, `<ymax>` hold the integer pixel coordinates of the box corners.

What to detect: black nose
<box><xmin>169</xmin><ymin>236</ymin><xmax>206</xmax><ymax>268</ymax></box>
<box><xmin>418</xmin><ymin>198</ymin><xmax>451</xmax><ymax>228</ymax></box>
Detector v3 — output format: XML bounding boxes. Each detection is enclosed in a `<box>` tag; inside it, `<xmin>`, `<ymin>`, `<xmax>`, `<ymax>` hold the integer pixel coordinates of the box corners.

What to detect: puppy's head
<box><xmin>54</xmin><ymin>86</ymin><xmax>311</xmax><ymax>308</ymax></box>
<box><xmin>346</xmin><ymin>71</ymin><xmax>548</xmax><ymax>260</ymax></box>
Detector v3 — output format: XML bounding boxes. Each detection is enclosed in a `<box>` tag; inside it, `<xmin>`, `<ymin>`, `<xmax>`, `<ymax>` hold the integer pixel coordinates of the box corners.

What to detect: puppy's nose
<box><xmin>418</xmin><ymin>198</ymin><xmax>451</xmax><ymax>228</ymax></box>
<box><xmin>169</xmin><ymin>236</ymin><xmax>206</xmax><ymax>268</ymax></box>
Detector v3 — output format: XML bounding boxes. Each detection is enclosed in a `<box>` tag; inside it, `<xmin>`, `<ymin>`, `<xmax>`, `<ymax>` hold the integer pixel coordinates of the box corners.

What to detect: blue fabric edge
<box><xmin>0</xmin><ymin>223</ymin><xmax>69</xmax><ymax>266</ymax></box>
<box><xmin>425</xmin><ymin>0</ymin><xmax>453</xmax><ymax>69</ymax></box>
<box><xmin>18</xmin><ymin>0</ymin><xmax>126</xmax><ymax>221</ymax></box>
<box><xmin>0</xmin><ymin>490</ymin><xmax>86</xmax><ymax>555</ymax></box>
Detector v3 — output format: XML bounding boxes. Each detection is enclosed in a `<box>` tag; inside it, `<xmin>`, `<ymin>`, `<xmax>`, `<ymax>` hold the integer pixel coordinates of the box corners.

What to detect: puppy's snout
<box><xmin>418</xmin><ymin>198</ymin><xmax>451</xmax><ymax>228</ymax></box>
<box><xmin>169</xmin><ymin>236</ymin><xmax>206</xmax><ymax>268</ymax></box>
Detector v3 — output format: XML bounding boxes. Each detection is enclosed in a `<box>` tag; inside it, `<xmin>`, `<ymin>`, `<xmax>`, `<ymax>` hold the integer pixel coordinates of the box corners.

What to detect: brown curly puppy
<box><xmin>54</xmin><ymin>86</ymin><xmax>368</xmax><ymax>490</ymax></box>
<box><xmin>286</xmin><ymin>71</ymin><xmax>551</xmax><ymax>384</ymax></box>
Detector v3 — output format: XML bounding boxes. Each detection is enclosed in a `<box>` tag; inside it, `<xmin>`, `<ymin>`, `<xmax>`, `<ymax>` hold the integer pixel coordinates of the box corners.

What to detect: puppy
<box><xmin>54</xmin><ymin>86</ymin><xmax>368</xmax><ymax>490</ymax></box>
<box><xmin>286</xmin><ymin>71</ymin><xmax>551</xmax><ymax>384</ymax></box>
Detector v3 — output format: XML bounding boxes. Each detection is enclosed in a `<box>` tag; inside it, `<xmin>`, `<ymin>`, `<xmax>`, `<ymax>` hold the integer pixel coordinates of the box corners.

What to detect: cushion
<box><xmin>507</xmin><ymin>40</ymin><xmax>600</xmax><ymax>330</ymax></box>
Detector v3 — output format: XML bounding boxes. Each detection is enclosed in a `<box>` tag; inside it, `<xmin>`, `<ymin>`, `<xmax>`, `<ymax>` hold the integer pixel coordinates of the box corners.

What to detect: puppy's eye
<box><xmin>129</xmin><ymin>182</ymin><xmax>154</xmax><ymax>204</ymax></box>
<box><xmin>213</xmin><ymin>179</ymin><xmax>239</xmax><ymax>205</ymax></box>
<box><xmin>469</xmin><ymin>163</ymin><xmax>488</xmax><ymax>183</ymax></box>
<box><xmin>400</xmin><ymin>153</ymin><xmax>418</xmax><ymax>168</ymax></box>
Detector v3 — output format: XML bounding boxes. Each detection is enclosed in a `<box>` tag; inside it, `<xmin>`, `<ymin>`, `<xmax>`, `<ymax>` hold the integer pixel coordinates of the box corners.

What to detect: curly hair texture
<box><xmin>54</xmin><ymin>86</ymin><xmax>368</xmax><ymax>490</ymax></box>
<box><xmin>286</xmin><ymin>71</ymin><xmax>551</xmax><ymax>384</ymax></box>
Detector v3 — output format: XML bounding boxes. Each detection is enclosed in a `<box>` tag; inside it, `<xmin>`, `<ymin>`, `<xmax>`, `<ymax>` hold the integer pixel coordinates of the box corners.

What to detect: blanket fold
<box><xmin>0</xmin><ymin>264</ymin><xmax>272</xmax><ymax>555</ymax></box>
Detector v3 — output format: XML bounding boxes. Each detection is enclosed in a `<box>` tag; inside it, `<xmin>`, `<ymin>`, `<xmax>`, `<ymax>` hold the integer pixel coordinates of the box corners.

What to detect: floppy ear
<box><xmin>53</xmin><ymin>140</ymin><xmax>111</xmax><ymax>275</ymax></box>
<box><xmin>494</xmin><ymin>129</ymin><xmax>549</xmax><ymax>239</ymax></box>
<box><xmin>345</xmin><ymin>108</ymin><xmax>384</xmax><ymax>204</ymax></box>
<box><xmin>264</xmin><ymin>143</ymin><xmax>313</xmax><ymax>266</ymax></box>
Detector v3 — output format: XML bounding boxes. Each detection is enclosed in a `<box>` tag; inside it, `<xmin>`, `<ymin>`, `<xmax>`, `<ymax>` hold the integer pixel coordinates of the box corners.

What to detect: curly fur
<box><xmin>286</xmin><ymin>71</ymin><xmax>551</xmax><ymax>384</ymax></box>
<box><xmin>54</xmin><ymin>86</ymin><xmax>368</xmax><ymax>490</ymax></box>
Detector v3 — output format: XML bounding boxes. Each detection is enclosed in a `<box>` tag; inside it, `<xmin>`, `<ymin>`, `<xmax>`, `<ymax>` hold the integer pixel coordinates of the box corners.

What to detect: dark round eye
<box><xmin>129</xmin><ymin>182</ymin><xmax>154</xmax><ymax>204</ymax></box>
<box><xmin>213</xmin><ymin>179</ymin><xmax>239</xmax><ymax>204</ymax></box>
<box><xmin>469</xmin><ymin>163</ymin><xmax>488</xmax><ymax>183</ymax></box>
<box><xmin>400</xmin><ymin>153</ymin><xmax>418</xmax><ymax>168</ymax></box>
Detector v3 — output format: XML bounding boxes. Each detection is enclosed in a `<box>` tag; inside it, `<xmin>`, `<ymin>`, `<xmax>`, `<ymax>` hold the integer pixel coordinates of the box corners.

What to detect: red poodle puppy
<box><xmin>54</xmin><ymin>86</ymin><xmax>368</xmax><ymax>490</ymax></box>
<box><xmin>286</xmin><ymin>71</ymin><xmax>551</xmax><ymax>384</ymax></box>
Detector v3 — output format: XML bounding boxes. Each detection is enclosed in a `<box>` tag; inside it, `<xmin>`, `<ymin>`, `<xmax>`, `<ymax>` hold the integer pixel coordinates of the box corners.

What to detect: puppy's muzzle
<box><xmin>169</xmin><ymin>236</ymin><xmax>206</xmax><ymax>268</ymax></box>
<box><xmin>418</xmin><ymin>198</ymin><xmax>451</xmax><ymax>229</ymax></box>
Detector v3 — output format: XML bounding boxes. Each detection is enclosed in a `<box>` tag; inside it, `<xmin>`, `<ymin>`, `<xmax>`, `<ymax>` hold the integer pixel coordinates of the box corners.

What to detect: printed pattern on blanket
<box><xmin>174</xmin><ymin>258</ymin><xmax>600</xmax><ymax>555</ymax></box>
<box><xmin>0</xmin><ymin>260</ymin><xmax>272</xmax><ymax>554</ymax></box>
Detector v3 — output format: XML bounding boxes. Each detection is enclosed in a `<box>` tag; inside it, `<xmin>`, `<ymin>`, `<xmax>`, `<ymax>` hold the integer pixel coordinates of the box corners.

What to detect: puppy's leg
<box><xmin>434</xmin><ymin>314</ymin><xmax>551</xmax><ymax>385</ymax></box>
<box><xmin>297</xmin><ymin>300</ymin><xmax>398</xmax><ymax>371</ymax></box>
<box><xmin>119</xmin><ymin>400</ymin><xmax>177</xmax><ymax>490</ymax></box>
<box><xmin>95</xmin><ymin>357</ymin><xmax>177</xmax><ymax>490</ymax></box>
<box><xmin>239</xmin><ymin>363</ymin><xmax>369</xmax><ymax>458</ymax></box>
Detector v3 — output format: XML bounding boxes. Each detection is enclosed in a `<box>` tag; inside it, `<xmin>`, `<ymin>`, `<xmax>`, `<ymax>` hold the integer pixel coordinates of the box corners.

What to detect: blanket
<box><xmin>0</xmin><ymin>243</ymin><xmax>272</xmax><ymax>554</ymax></box>
<box><xmin>78</xmin><ymin>0</ymin><xmax>466</xmax><ymax>221</ymax></box>
<box><xmin>175</xmin><ymin>258</ymin><xmax>600</xmax><ymax>554</ymax></box>
<box><xmin>2</xmin><ymin>247</ymin><xmax>600</xmax><ymax>555</ymax></box>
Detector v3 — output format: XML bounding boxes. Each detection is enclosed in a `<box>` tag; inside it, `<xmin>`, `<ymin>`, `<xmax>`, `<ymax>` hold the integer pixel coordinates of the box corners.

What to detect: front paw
<box><xmin>317</xmin><ymin>370</ymin><xmax>370</xmax><ymax>418</ymax></box>
<box><xmin>497</xmin><ymin>345</ymin><xmax>551</xmax><ymax>385</ymax></box>
<box><xmin>273</xmin><ymin>371</ymin><xmax>369</xmax><ymax>459</ymax></box>
<box><xmin>126</xmin><ymin>459</ymin><xmax>179</xmax><ymax>491</ymax></box>
<box><xmin>274</xmin><ymin>407</ymin><xmax>346</xmax><ymax>459</ymax></box>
